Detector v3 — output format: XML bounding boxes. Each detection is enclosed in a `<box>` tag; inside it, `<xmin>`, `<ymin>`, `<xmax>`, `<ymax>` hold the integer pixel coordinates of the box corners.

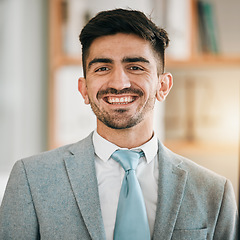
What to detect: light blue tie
<box><xmin>111</xmin><ymin>150</ymin><xmax>150</xmax><ymax>240</ymax></box>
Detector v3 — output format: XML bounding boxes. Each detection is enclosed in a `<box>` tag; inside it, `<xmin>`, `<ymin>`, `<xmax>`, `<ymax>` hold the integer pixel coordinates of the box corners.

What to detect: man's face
<box><xmin>78</xmin><ymin>33</ymin><xmax>169</xmax><ymax>130</ymax></box>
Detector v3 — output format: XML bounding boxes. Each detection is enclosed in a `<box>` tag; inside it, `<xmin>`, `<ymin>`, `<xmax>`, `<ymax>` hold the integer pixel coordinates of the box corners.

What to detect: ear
<box><xmin>156</xmin><ymin>73</ymin><xmax>173</xmax><ymax>102</ymax></box>
<box><xmin>78</xmin><ymin>77</ymin><xmax>90</xmax><ymax>104</ymax></box>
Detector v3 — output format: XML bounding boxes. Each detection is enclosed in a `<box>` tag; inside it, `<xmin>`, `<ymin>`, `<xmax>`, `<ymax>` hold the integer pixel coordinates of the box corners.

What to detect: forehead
<box><xmin>86</xmin><ymin>33</ymin><xmax>157</xmax><ymax>64</ymax></box>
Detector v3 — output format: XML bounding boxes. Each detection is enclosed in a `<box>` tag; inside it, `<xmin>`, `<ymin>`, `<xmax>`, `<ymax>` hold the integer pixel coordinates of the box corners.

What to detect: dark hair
<box><xmin>79</xmin><ymin>8</ymin><xmax>169</xmax><ymax>76</ymax></box>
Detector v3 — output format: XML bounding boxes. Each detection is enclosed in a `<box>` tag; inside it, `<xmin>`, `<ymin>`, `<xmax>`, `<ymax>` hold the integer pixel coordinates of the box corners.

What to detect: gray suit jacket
<box><xmin>0</xmin><ymin>133</ymin><xmax>238</xmax><ymax>239</ymax></box>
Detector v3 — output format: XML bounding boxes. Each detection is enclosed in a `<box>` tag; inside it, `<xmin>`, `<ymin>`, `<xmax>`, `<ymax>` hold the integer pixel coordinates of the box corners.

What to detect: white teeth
<box><xmin>107</xmin><ymin>96</ymin><xmax>134</xmax><ymax>104</ymax></box>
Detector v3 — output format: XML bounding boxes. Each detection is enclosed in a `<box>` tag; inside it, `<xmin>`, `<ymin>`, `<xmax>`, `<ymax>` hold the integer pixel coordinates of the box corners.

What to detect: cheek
<box><xmin>87</xmin><ymin>82</ymin><xmax>102</xmax><ymax>100</ymax></box>
<box><xmin>142</xmin><ymin>78</ymin><xmax>159</xmax><ymax>96</ymax></box>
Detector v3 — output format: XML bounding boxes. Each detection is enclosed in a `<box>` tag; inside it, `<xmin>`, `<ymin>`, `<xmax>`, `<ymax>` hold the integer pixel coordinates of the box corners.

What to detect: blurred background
<box><xmin>0</xmin><ymin>0</ymin><xmax>239</xmax><ymax>205</ymax></box>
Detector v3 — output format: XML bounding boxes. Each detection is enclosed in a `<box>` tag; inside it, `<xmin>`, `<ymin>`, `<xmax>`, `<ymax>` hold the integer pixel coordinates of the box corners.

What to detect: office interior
<box><xmin>0</xmin><ymin>0</ymin><xmax>239</xmax><ymax>207</ymax></box>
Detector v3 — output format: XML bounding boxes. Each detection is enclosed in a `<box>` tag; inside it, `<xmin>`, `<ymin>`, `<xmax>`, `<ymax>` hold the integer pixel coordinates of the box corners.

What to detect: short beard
<box><xmin>89</xmin><ymin>102</ymin><xmax>143</xmax><ymax>129</ymax></box>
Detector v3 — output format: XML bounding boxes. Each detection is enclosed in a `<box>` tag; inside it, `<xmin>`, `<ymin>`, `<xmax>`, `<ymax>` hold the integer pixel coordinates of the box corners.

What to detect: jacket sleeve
<box><xmin>213</xmin><ymin>179</ymin><xmax>238</xmax><ymax>240</ymax></box>
<box><xmin>0</xmin><ymin>160</ymin><xmax>40</xmax><ymax>240</ymax></box>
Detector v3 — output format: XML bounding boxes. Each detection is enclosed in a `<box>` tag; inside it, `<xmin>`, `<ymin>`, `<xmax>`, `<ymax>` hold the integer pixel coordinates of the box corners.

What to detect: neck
<box><xmin>96</xmin><ymin>119</ymin><xmax>154</xmax><ymax>149</ymax></box>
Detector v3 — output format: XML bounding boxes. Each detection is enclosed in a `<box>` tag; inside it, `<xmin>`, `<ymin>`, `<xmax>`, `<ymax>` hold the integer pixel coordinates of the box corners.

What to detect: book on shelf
<box><xmin>165</xmin><ymin>0</ymin><xmax>191</xmax><ymax>60</ymax></box>
<box><xmin>197</xmin><ymin>0</ymin><xmax>219</xmax><ymax>54</ymax></box>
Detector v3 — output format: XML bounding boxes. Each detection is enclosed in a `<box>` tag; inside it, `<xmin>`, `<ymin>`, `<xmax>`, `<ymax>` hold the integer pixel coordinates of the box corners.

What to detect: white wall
<box><xmin>0</xmin><ymin>0</ymin><xmax>48</xmax><ymax>202</ymax></box>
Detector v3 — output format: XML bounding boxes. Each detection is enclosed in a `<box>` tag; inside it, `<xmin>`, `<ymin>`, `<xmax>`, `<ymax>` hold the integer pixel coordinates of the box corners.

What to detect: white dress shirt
<box><xmin>93</xmin><ymin>130</ymin><xmax>159</xmax><ymax>240</ymax></box>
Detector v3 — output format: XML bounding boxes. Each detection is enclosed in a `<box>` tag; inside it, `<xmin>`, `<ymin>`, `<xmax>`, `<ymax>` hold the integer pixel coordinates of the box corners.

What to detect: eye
<box><xmin>129</xmin><ymin>66</ymin><xmax>144</xmax><ymax>71</ymax></box>
<box><xmin>95</xmin><ymin>66</ymin><xmax>109</xmax><ymax>72</ymax></box>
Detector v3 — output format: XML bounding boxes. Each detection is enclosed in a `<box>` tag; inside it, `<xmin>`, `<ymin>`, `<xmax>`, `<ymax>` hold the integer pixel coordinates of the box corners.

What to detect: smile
<box><xmin>104</xmin><ymin>96</ymin><xmax>137</xmax><ymax>105</ymax></box>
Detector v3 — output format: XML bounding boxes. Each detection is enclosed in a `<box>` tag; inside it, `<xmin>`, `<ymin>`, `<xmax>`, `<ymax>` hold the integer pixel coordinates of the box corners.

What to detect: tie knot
<box><xmin>111</xmin><ymin>149</ymin><xmax>142</xmax><ymax>172</ymax></box>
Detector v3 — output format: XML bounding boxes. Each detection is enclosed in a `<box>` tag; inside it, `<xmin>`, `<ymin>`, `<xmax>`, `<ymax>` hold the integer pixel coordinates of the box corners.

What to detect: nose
<box><xmin>107</xmin><ymin>66</ymin><xmax>131</xmax><ymax>90</ymax></box>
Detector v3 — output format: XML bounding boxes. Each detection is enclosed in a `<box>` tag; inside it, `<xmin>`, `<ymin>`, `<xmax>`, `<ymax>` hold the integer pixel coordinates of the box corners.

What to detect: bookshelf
<box><xmin>48</xmin><ymin>0</ymin><xmax>240</xmax><ymax>148</ymax></box>
<box><xmin>166</xmin><ymin>0</ymin><xmax>240</xmax><ymax>66</ymax></box>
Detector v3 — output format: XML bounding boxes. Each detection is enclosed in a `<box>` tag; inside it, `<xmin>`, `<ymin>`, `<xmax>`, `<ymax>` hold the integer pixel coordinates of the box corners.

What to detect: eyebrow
<box><xmin>122</xmin><ymin>57</ymin><xmax>150</xmax><ymax>64</ymax></box>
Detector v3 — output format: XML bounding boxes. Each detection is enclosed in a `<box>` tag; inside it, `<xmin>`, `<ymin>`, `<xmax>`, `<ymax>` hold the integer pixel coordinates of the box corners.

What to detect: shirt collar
<box><xmin>93</xmin><ymin>130</ymin><xmax>158</xmax><ymax>164</ymax></box>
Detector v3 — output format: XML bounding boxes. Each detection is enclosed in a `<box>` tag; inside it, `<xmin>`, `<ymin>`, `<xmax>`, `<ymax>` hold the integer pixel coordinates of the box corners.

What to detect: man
<box><xmin>0</xmin><ymin>9</ymin><xmax>238</xmax><ymax>240</ymax></box>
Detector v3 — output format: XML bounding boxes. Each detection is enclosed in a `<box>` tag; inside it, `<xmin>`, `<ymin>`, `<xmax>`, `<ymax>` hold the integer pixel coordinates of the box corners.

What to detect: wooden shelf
<box><xmin>164</xmin><ymin>140</ymin><xmax>238</xmax><ymax>156</ymax></box>
<box><xmin>167</xmin><ymin>55</ymin><xmax>240</xmax><ymax>69</ymax></box>
<box><xmin>52</xmin><ymin>55</ymin><xmax>82</xmax><ymax>70</ymax></box>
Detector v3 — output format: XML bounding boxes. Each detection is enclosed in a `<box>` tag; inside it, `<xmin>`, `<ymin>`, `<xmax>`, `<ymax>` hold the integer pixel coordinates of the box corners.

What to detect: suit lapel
<box><xmin>64</xmin><ymin>133</ymin><xmax>106</xmax><ymax>240</ymax></box>
<box><xmin>153</xmin><ymin>142</ymin><xmax>188</xmax><ymax>240</ymax></box>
